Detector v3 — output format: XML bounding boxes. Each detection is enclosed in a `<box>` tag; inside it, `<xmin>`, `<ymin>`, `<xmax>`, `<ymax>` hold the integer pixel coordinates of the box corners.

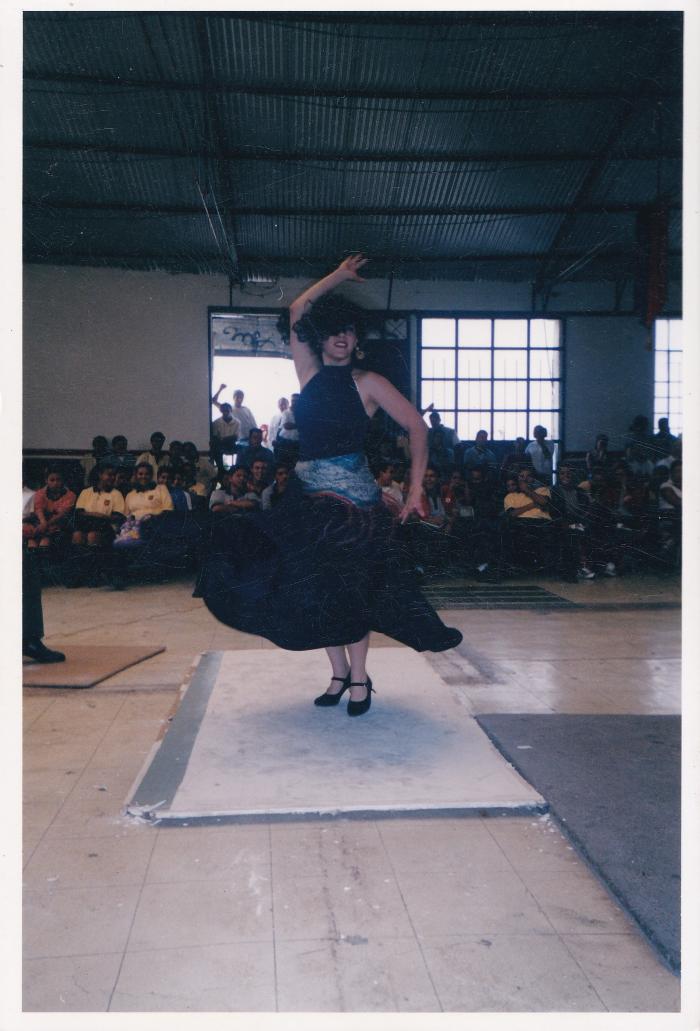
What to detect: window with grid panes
<box><xmin>419</xmin><ymin>317</ymin><xmax>562</xmax><ymax>445</ymax></box>
<box><xmin>654</xmin><ymin>319</ymin><xmax>683</xmax><ymax>435</ymax></box>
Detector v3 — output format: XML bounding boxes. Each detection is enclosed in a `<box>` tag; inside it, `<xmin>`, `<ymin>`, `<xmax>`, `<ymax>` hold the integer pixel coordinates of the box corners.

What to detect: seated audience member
<box><xmin>180</xmin><ymin>463</ymin><xmax>208</xmax><ymax>507</ymax></box>
<box><xmin>114</xmin><ymin>466</ymin><xmax>133</xmax><ymax>497</ymax></box>
<box><xmin>550</xmin><ymin>464</ymin><xmax>594</xmax><ymax>580</ymax></box>
<box><xmin>627</xmin><ymin>441</ymin><xmax>655</xmax><ymax>480</ymax></box>
<box><xmin>110</xmin><ymin>435</ymin><xmax>135</xmax><ymax>470</ymax></box>
<box><xmin>443</xmin><ymin>471</ymin><xmax>495</xmax><ymax>575</ymax></box>
<box><xmin>654</xmin><ymin>437</ymin><xmax>682</xmax><ymax>476</ymax></box>
<box><xmin>22</xmin><ymin>469</ymin><xmax>37</xmax><ymax>538</ymax></box>
<box><xmin>73</xmin><ymin>462</ymin><xmax>126</xmax><ymax>547</ymax></box>
<box><xmin>578</xmin><ymin>468</ymin><xmax>621</xmax><ymax>576</ymax></box>
<box><xmin>210</xmin><ymin>400</ymin><xmax>241</xmax><ymax>475</ymax></box>
<box><xmin>421</xmin><ymin>466</ymin><xmax>447</xmax><ymax>526</ymax></box>
<box><xmin>441</xmin><ymin>469</ymin><xmax>467</xmax><ymax>519</ymax></box>
<box><xmin>157</xmin><ymin>466</ymin><xmax>192</xmax><ymax>512</ymax></box>
<box><xmin>500</xmin><ymin>437</ymin><xmax>531</xmax><ymax>481</ymax></box>
<box><xmin>136</xmin><ymin>431</ymin><xmax>169</xmax><ymax>479</ymax></box>
<box><xmin>609</xmin><ymin>459</ymin><xmax>633</xmax><ymax>516</ymax></box>
<box><xmin>525</xmin><ymin>425</ymin><xmax>554</xmax><ymax>485</ymax></box>
<box><xmin>262</xmin><ymin>464</ymin><xmax>291</xmax><ymax>510</ymax></box>
<box><xmin>125</xmin><ymin>462</ymin><xmax>175</xmax><ymax>519</ymax></box>
<box><xmin>462</xmin><ymin>429</ymin><xmax>497</xmax><ymax>479</ymax></box>
<box><xmin>657</xmin><ymin>459</ymin><xmax>682</xmax><ymax>557</ymax></box>
<box><xmin>22</xmin><ymin>481</ymin><xmax>65</xmax><ymax>663</ymax></box>
<box><xmin>182</xmin><ymin>441</ymin><xmax>217</xmax><ymax>493</ymax></box>
<box><xmin>466</xmin><ymin>466</ymin><xmax>500</xmax><ymax>522</ymax></box>
<box><xmin>246</xmin><ymin>458</ymin><xmax>271</xmax><ymax>500</ymax></box>
<box><xmin>404</xmin><ymin>466</ymin><xmax>450</xmax><ymax>575</ymax></box>
<box><xmin>28</xmin><ymin>467</ymin><xmax>76</xmax><ymax>551</ymax></box>
<box><xmin>81</xmin><ymin>435</ymin><xmax>111</xmax><ymax>487</ymax></box>
<box><xmin>168</xmin><ymin>440</ymin><xmax>186</xmax><ymax>473</ymax></box>
<box><xmin>375</xmin><ymin>461</ymin><xmax>404</xmax><ymax>514</ymax></box>
<box><xmin>501</xmin><ymin>466</ymin><xmax>555</xmax><ymax>570</ymax></box>
<box><xmin>427</xmin><ymin>411</ymin><xmax>459</xmax><ymax>476</ymax></box>
<box><xmin>235</xmin><ymin>428</ymin><xmax>274</xmax><ymax>471</ymax></box>
<box><xmin>209</xmin><ymin>467</ymin><xmax>260</xmax><ymax>514</ymax></box>
<box><xmin>586</xmin><ymin>434</ymin><xmax>612</xmax><ymax>475</ymax></box>
<box><xmin>268</xmin><ymin>397</ymin><xmax>290</xmax><ymax>446</ymax></box>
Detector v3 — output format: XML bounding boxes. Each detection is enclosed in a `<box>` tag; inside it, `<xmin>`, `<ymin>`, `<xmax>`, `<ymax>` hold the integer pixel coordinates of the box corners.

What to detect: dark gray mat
<box><xmin>475</xmin><ymin>714</ymin><xmax>680</xmax><ymax>973</ymax></box>
<box><xmin>423</xmin><ymin>584</ymin><xmax>577</xmax><ymax>610</ymax></box>
<box><xmin>423</xmin><ymin>582</ymin><xmax>680</xmax><ymax>612</ymax></box>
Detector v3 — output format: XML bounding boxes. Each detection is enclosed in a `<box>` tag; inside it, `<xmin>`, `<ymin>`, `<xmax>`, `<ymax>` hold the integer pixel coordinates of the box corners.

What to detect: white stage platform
<box><xmin>127</xmin><ymin>648</ymin><xmax>545</xmax><ymax>824</ymax></box>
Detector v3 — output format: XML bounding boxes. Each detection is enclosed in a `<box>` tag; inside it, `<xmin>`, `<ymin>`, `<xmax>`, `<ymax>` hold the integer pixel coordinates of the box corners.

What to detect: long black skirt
<box><xmin>197</xmin><ymin>480</ymin><xmax>463</xmax><ymax>653</ymax></box>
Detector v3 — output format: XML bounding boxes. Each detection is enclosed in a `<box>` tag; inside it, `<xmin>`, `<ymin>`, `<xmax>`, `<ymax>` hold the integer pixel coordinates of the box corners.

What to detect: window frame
<box><xmin>653</xmin><ymin>317</ymin><xmax>683</xmax><ymax>436</ymax></box>
<box><xmin>417</xmin><ymin>312</ymin><xmax>565</xmax><ymax>449</ymax></box>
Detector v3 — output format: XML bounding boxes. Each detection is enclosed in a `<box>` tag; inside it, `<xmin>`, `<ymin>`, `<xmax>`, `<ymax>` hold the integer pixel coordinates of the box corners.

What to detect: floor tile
<box><xmin>24</xmin><ymin>885</ymin><xmax>141</xmax><ymax>958</ymax></box>
<box><xmin>561</xmin><ymin>933</ymin><xmax>680</xmax><ymax>1011</ymax></box>
<box><xmin>127</xmin><ymin>878</ymin><xmax>273</xmax><ymax>951</ymax></box>
<box><xmin>516</xmin><ymin>867</ymin><xmax>637</xmax><ymax>934</ymax></box>
<box><xmin>483</xmin><ymin>814</ymin><xmax>583</xmax><ymax>872</ymax></box>
<box><xmin>421</xmin><ymin>933</ymin><xmax>605</xmax><ymax>1010</ymax></box>
<box><xmin>23</xmin><ymin>952</ymin><xmax>123</xmax><ymax>1012</ymax></box>
<box><xmin>395</xmin><ymin>865</ymin><xmax>553</xmax><ymax>937</ymax></box>
<box><xmin>272</xmin><ymin>867</ymin><xmax>414</xmax><ymax>942</ymax></box>
<box><xmin>276</xmin><ymin>936</ymin><xmax>440</xmax><ymax>1011</ymax></box>
<box><xmin>23</xmin><ymin>833</ymin><xmax>156</xmax><ymax>890</ymax></box>
<box><xmin>146</xmin><ymin>825</ymin><xmax>270</xmax><ymax>883</ymax></box>
<box><xmin>270</xmin><ymin>820</ymin><xmax>388</xmax><ymax>880</ymax></box>
<box><xmin>111</xmin><ymin>942</ymin><xmax>276</xmax><ymax>1011</ymax></box>
<box><xmin>377</xmin><ymin>817</ymin><xmax>514</xmax><ymax>873</ymax></box>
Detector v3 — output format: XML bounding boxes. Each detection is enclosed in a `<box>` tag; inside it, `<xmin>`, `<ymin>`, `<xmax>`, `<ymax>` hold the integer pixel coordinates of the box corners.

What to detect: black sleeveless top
<box><xmin>295</xmin><ymin>365</ymin><xmax>370</xmax><ymax>461</ymax></box>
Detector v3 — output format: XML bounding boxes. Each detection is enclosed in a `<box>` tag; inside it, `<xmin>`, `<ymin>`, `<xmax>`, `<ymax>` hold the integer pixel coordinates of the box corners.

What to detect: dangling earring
<box><xmin>354</xmin><ymin>347</ymin><xmax>365</xmax><ymax>360</ymax></box>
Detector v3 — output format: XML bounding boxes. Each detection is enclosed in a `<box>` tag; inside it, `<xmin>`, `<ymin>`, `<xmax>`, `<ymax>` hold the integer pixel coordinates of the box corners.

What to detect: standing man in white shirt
<box><xmin>210</xmin><ymin>394</ymin><xmax>241</xmax><ymax>477</ymax></box>
<box><xmin>268</xmin><ymin>396</ymin><xmax>290</xmax><ymax>446</ymax></box>
<box><xmin>525</xmin><ymin>425</ymin><xmax>554</xmax><ymax>485</ymax></box>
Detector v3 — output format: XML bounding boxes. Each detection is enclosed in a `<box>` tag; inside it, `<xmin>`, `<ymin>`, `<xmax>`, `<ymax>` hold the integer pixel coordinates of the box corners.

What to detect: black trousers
<box><xmin>22</xmin><ymin>548</ymin><xmax>44</xmax><ymax>640</ymax></box>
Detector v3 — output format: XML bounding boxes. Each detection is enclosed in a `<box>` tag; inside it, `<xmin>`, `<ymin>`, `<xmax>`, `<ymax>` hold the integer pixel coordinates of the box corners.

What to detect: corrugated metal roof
<box><xmin>23</xmin><ymin>10</ymin><xmax>683</xmax><ymax>293</ymax></box>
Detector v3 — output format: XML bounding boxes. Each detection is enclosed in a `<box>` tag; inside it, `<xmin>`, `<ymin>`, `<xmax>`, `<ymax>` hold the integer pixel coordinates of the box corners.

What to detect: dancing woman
<box><xmin>199</xmin><ymin>255</ymin><xmax>462</xmax><ymax>715</ymax></box>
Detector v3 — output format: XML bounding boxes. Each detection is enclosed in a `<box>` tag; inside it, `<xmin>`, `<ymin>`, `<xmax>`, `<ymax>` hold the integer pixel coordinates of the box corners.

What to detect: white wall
<box><xmin>23</xmin><ymin>263</ymin><xmax>673</xmax><ymax>452</ymax></box>
<box><xmin>565</xmin><ymin>317</ymin><xmax>655</xmax><ymax>451</ymax></box>
<box><xmin>23</xmin><ymin>265</ymin><xmax>230</xmax><ymax>451</ymax></box>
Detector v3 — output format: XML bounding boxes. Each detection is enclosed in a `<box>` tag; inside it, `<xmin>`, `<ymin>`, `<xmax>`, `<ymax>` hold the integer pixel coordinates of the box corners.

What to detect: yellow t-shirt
<box><xmin>125</xmin><ymin>484</ymin><xmax>174</xmax><ymax>518</ymax></box>
<box><xmin>503</xmin><ymin>488</ymin><xmax>552</xmax><ymax>520</ymax></box>
<box><xmin>75</xmin><ymin>488</ymin><xmax>126</xmax><ymax>517</ymax></box>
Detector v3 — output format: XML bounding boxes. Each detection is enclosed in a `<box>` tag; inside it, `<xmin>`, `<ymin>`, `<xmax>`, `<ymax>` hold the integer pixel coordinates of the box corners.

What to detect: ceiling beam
<box><xmin>191</xmin><ymin>12</ymin><xmax>239</xmax><ymax>274</ymax></box>
<box><xmin>24</xmin><ymin>139</ymin><xmax>683</xmax><ymax>165</ymax></box>
<box><xmin>23</xmin><ymin>72</ymin><xmax>680</xmax><ymax>103</ymax></box>
<box><xmin>24</xmin><ymin>198</ymin><xmax>681</xmax><ymax>217</ymax></box>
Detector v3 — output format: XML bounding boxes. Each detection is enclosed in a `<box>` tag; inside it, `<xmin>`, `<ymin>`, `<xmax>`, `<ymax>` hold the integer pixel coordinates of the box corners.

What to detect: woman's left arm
<box><xmin>359</xmin><ymin>371</ymin><xmax>428</xmax><ymax>523</ymax></box>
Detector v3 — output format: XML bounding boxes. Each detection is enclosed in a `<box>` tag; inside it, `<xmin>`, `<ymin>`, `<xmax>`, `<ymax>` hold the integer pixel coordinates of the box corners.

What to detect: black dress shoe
<box><xmin>347</xmin><ymin>677</ymin><xmax>373</xmax><ymax>717</ymax></box>
<box><xmin>314</xmin><ymin>673</ymin><xmax>351</xmax><ymax>706</ymax></box>
<box><xmin>22</xmin><ymin>639</ymin><xmax>66</xmax><ymax>663</ymax></box>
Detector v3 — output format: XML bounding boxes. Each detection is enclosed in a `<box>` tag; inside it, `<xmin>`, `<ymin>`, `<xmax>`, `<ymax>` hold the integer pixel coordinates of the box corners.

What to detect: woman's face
<box><xmin>321</xmin><ymin>324</ymin><xmax>357</xmax><ymax>364</ymax></box>
<box><xmin>157</xmin><ymin>469</ymin><xmax>170</xmax><ymax>485</ymax></box>
<box><xmin>136</xmin><ymin>466</ymin><xmax>152</xmax><ymax>487</ymax></box>
<box><xmin>46</xmin><ymin>472</ymin><xmax>63</xmax><ymax>491</ymax></box>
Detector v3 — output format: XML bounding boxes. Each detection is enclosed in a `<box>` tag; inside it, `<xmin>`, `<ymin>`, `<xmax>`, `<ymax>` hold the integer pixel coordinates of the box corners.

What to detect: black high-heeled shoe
<box><xmin>314</xmin><ymin>673</ymin><xmax>351</xmax><ymax>707</ymax></box>
<box><xmin>347</xmin><ymin>677</ymin><xmax>373</xmax><ymax>717</ymax></box>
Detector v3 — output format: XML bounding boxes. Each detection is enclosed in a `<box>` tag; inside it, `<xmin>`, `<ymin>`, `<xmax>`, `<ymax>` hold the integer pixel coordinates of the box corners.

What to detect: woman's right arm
<box><xmin>288</xmin><ymin>254</ymin><xmax>368</xmax><ymax>384</ymax></box>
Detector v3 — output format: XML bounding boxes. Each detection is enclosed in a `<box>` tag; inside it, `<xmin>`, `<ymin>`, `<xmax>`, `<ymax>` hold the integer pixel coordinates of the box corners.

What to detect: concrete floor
<box><xmin>22</xmin><ymin>574</ymin><xmax>682</xmax><ymax>1013</ymax></box>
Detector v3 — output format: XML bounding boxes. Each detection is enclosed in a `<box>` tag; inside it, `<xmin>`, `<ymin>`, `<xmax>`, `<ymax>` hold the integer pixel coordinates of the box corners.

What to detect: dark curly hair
<box><xmin>278</xmin><ymin>294</ymin><xmax>366</xmax><ymax>358</ymax></box>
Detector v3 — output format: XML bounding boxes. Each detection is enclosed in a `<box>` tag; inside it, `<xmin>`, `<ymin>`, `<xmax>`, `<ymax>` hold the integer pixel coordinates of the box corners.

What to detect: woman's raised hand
<box><xmin>337</xmin><ymin>253</ymin><xmax>368</xmax><ymax>281</ymax></box>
